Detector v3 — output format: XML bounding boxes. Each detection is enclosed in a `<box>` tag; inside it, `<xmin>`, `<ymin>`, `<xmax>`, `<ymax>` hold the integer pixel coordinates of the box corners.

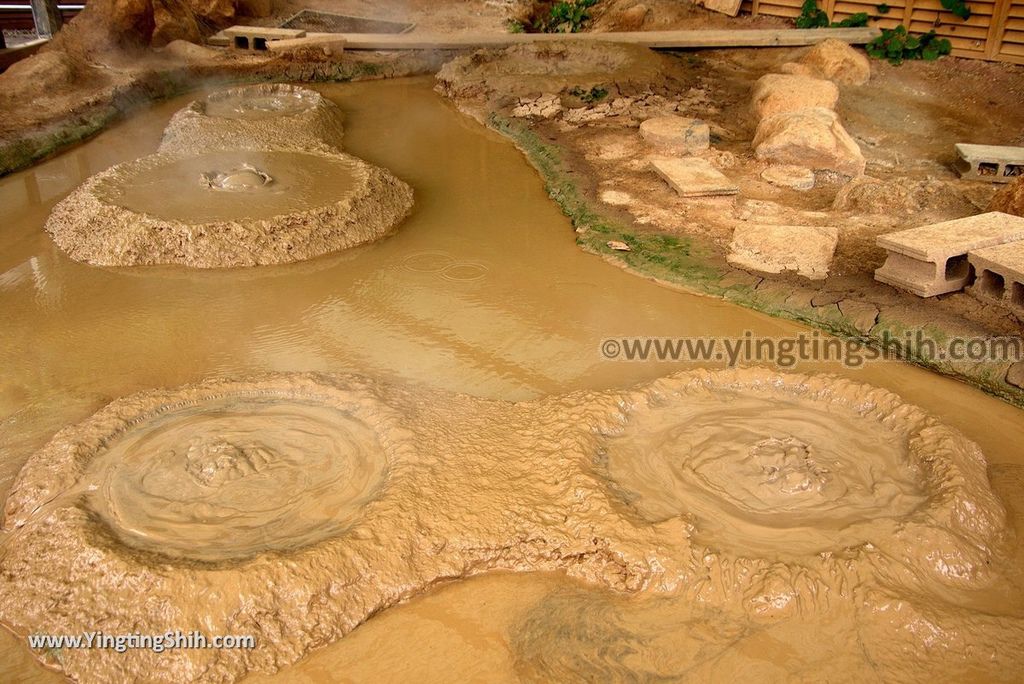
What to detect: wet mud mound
<box><xmin>160</xmin><ymin>84</ymin><xmax>345</xmax><ymax>154</ymax></box>
<box><xmin>45</xmin><ymin>148</ymin><xmax>413</xmax><ymax>268</ymax></box>
<box><xmin>0</xmin><ymin>370</ymin><xmax>1017</xmax><ymax>682</ymax></box>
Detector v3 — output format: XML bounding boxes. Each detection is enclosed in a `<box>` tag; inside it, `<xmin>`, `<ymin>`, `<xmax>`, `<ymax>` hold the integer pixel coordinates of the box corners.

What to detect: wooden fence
<box><xmin>741</xmin><ymin>0</ymin><xmax>1024</xmax><ymax>63</ymax></box>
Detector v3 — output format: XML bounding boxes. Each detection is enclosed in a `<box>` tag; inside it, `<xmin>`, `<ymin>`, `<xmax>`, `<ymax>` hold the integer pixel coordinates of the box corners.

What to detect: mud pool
<box><xmin>2</xmin><ymin>77</ymin><xmax>1024</xmax><ymax>682</ymax></box>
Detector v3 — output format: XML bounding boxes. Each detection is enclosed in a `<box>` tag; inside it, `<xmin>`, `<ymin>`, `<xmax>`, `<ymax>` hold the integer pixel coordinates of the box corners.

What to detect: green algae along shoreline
<box><xmin>2</xmin><ymin>63</ymin><xmax>1022</xmax><ymax>407</ymax></box>
<box><xmin>486</xmin><ymin>113</ymin><xmax>1024</xmax><ymax>408</ymax></box>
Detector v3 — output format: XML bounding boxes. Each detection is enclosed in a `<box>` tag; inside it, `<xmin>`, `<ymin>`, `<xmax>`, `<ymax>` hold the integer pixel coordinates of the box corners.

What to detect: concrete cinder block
<box><xmin>874</xmin><ymin>212</ymin><xmax>1024</xmax><ymax>297</ymax></box>
<box><xmin>967</xmin><ymin>241</ymin><xmax>1024</xmax><ymax>317</ymax></box>
<box><xmin>224</xmin><ymin>26</ymin><xmax>305</xmax><ymax>51</ymax></box>
<box><xmin>955</xmin><ymin>144</ymin><xmax>1024</xmax><ymax>184</ymax></box>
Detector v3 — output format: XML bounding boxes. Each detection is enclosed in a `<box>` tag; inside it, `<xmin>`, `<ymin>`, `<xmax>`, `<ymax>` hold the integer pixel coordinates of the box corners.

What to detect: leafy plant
<box><xmin>543</xmin><ymin>0</ymin><xmax>598</xmax><ymax>33</ymax></box>
<box><xmin>866</xmin><ymin>25</ymin><xmax>952</xmax><ymax>64</ymax></box>
<box><xmin>796</xmin><ymin>0</ymin><xmax>830</xmax><ymax>28</ymax></box>
<box><xmin>876</xmin><ymin>3</ymin><xmax>891</xmax><ymax>13</ymax></box>
<box><xmin>833</xmin><ymin>12</ymin><xmax>870</xmax><ymax>27</ymax></box>
<box><xmin>796</xmin><ymin>0</ymin><xmax>870</xmax><ymax>28</ymax></box>
<box><xmin>568</xmin><ymin>85</ymin><xmax>608</xmax><ymax>103</ymax></box>
<box><xmin>506</xmin><ymin>19</ymin><xmax>525</xmax><ymax>33</ymax></box>
<box><xmin>940</xmin><ymin>0</ymin><xmax>971</xmax><ymax>19</ymax></box>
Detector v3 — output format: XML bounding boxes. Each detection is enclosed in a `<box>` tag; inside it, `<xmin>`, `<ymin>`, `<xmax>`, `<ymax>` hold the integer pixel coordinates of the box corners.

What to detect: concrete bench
<box><xmin>223</xmin><ymin>26</ymin><xmax>305</xmax><ymax>51</ymax></box>
<box><xmin>967</xmin><ymin>241</ymin><xmax>1024</xmax><ymax>316</ymax></box>
<box><xmin>874</xmin><ymin>212</ymin><xmax>1024</xmax><ymax>297</ymax></box>
<box><xmin>955</xmin><ymin>144</ymin><xmax>1024</xmax><ymax>184</ymax></box>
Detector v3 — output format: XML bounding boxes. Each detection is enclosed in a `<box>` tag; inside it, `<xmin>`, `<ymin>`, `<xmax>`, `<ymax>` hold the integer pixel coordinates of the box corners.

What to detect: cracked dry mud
<box><xmin>1</xmin><ymin>369</ymin><xmax>1019</xmax><ymax>683</ymax></box>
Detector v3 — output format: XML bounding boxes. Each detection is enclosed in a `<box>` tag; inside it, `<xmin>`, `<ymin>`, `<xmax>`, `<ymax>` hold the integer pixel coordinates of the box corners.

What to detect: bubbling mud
<box><xmin>597</xmin><ymin>372</ymin><xmax>1008</xmax><ymax>586</ymax></box>
<box><xmin>0</xmin><ymin>370</ymin><xmax>1013</xmax><ymax>683</ymax></box>
<box><xmin>94</xmin><ymin>151</ymin><xmax>358</xmax><ymax>224</ymax></box>
<box><xmin>46</xmin><ymin>149</ymin><xmax>413</xmax><ymax>267</ymax></box>
<box><xmin>88</xmin><ymin>399</ymin><xmax>387</xmax><ymax>562</ymax></box>
<box><xmin>602</xmin><ymin>392</ymin><xmax>927</xmax><ymax>557</ymax></box>
<box><xmin>160</xmin><ymin>84</ymin><xmax>345</xmax><ymax>154</ymax></box>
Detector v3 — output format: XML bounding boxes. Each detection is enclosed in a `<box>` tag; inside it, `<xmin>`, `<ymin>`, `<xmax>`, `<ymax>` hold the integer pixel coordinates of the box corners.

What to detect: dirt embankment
<box><xmin>435</xmin><ymin>39</ymin><xmax>1024</xmax><ymax>402</ymax></box>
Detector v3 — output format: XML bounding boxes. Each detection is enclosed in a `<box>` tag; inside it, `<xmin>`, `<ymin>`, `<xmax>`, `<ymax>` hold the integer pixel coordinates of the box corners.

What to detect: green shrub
<box><xmin>796</xmin><ymin>0</ymin><xmax>870</xmax><ymax>28</ymax></box>
<box><xmin>543</xmin><ymin>0</ymin><xmax>598</xmax><ymax>33</ymax></box>
<box><xmin>940</xmin><ymin>0</ymin><xmax>971</xmax><ymax>19</ymax></box>
<box><xmin>866</xmin><ymin>25</ymin><xmax>952</xmax><ymax>64</ymax></box>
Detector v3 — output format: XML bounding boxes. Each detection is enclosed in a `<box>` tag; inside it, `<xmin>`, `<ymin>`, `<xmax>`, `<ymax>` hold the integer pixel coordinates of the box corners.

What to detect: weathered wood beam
<box><xmin>305</xmin><ymin>27</ymin><xmax>879</xmax><ymax>51</ymax></box>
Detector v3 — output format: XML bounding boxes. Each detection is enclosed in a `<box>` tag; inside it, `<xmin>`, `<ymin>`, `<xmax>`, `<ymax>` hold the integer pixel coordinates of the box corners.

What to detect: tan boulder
<box><xmin>728</xmin><ymin>224</ymin><xmax>839</xmax><ymax>280</ymax></box>
<box><xmin>152</xmin><ymin>0</ymin><xmax>236</xmax><ymax>46</ymax></box>
<box><xmin>777</xmin><ymin>61</ymin><xmax>816</xmax><ymax>77</ymax></box>
<box><xmin>751</xmin><ymin>73</ymin><xmax>839</xmax><ymax>121</ymax></box>
<box><xmin>988</xmin><ymin>176</ymin><xmax>1024</xmax><ymax>217</ymax></box>
<box><xmin>238</xmin><ymin>0</ymin><xmax>273</xmax><ymax>18</ymax></box>
<box><xmin>798</xmin><ymin>38</ymin><xmax>871</xmax><ymax>86</ymax></box>
<box><xmin>753</xmin><ymin>107</ymin><xmax>865</xmax><ymax>177</ymax></box>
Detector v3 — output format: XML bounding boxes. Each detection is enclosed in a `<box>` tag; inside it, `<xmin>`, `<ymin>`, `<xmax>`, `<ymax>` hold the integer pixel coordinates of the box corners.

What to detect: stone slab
<box><xmin>639</xmin><ymin>116</ymin><xmax>710</xmax><ymax>154</ymax></box>
<box><xmin>966</xmin><ymin>241</ymin><xmax>1024</xmax><ymax>315</ymax></box>
<box><xmin>650</xmin><ymin>157</ymin><xmax>738</xmax><ymax>198</ymax></box>
<box><xmin>267</xmin><ymin>34</ymin><xmax>347</xmax><ymax>55</ymax></box>
<box><xmin>955</xmin><ymin>143</ymin><xmax>1024</xmax><ymax>184</ymax></box>
<box><xmin>224</xmin><ymin>26</ymin><xmax>306</xmax><ymax>39</ymax></box>
<box><xmin>874</xmin><ymin>212</ymin><xmax>1024</xmax><ymax>297</ymax></box>
<box><xmin>761</xmin><ymin>165</ymin><xmax>815</xmax><ymax>190</ymax></box>
<box><xmin>696</xmin><ymin>0</ymin><xmax>744</xmax><ymax>18</ymax></box>
<box><xmin>728</xmin><ymin>224</ymin><xmax>839</xmax><ymax>280</ymax></box>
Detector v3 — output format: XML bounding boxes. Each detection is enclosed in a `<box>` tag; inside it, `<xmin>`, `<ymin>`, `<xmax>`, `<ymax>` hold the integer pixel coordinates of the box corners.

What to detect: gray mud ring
<box><xmin>44</xmin><ymin>148</ymin><xmax>414</xmax><ymax>268</ymax></box>
<box><xmin>159</xmin><ymin>83</ymin><xmax>346</xmax><ymax>154</ymax></box>
<box><xmin>0</xmin><ymin>370</ymin><xmax>1010</xmax><ymax>682</ymax></box>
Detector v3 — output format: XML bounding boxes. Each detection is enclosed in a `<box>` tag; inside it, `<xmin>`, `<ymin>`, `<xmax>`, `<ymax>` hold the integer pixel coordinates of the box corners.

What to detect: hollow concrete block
<box><xmin>874</xmin><ymin>212</ymin><xmax>1024</xmax><ymax>297</ymax></box>
<box><xmin>967</xmin><ymin>241</ymin><xmax>1024</xmax><ymax>317</ymax></box>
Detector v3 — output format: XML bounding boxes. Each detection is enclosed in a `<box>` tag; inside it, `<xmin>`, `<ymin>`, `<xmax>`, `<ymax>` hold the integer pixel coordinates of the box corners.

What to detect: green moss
<box><xmin>487</xmin><ymin>113</ymin><xmax>1024</xmax><ymax>408</ymax></box>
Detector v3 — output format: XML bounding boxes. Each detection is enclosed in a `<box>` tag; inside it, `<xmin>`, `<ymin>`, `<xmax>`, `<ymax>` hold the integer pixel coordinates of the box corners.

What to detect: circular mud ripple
<box><xmin>46</xmin><ymin>148</ymin><xmax>414</xmax><ymax>268</ymax></box>
<box><xmin>160</xmin><ymin>84</ymin><xmax>345</xmax><ymax>154</ymax></box>
<box><xmin>94</xmin><ymin>150</ymin><xmax>359</xmax><ymax>225</ymax></box>
<box><xmin>87</xmin><ymin>398</ymin><xmax>387</xmax><ymax>562</ymax></box>
<box><xmin>203</xmin><ymin>88</ymin><xmax>320</xmax><ymax>120</ymax></box>
<box><xmin>599</xmin><ymin>370</ymin><xmax>1007</xmax><ymax>576</ymax></box>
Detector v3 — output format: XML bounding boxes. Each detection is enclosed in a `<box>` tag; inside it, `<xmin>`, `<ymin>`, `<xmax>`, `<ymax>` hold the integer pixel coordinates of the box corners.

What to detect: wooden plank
<box><xmin>330</xmin><ymin>27</ymin><xmax>880</xmax><ymax>50</ymax></box>
<box><xmin>987</xmin><ymin>0</ymin><xmax>1013</xmax><ymax>56</ymax></box>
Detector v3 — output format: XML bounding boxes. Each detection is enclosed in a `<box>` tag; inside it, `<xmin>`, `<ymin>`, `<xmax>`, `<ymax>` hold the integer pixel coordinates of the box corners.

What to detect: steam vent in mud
<box><xmin>46</xmin><ymin>84</ymin><xmax>413</xmax><ymax>268</ymax></box>
<box><xmin>3</xmin><ymin>1</ymin><xmax>1024</xmax><ymax>682</ymax></box>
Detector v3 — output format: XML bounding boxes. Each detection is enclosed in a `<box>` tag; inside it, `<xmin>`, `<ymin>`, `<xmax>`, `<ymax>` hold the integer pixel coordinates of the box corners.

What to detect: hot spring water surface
<box><xmin>1</xmin><ymin>77</ymin><xmax>1024</xmax><ymax>683</ymax></box>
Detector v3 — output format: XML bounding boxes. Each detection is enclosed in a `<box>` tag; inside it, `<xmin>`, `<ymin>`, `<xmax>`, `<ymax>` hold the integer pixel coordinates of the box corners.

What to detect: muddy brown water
<box><xmin>1</xmin><ymin>77</ymin><xmax>1023</xmax><ymax>682</ymax></box>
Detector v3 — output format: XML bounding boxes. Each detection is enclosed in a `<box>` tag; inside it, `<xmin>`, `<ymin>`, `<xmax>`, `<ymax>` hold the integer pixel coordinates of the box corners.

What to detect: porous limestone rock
<box><xmin>751</xmin><ymin>73</ymin><xmax>839</xmax><ymax>121</ymax></box>
<box><xmin>988</xmin><ymin>176</ymin><xmax>1024</xmax><ymax>217</ymax></box>
<box><xmin>753</xmin><ymin>107</ymin><xmax>865</xmax><ymax>177</ymax></box>
<box><xmin>798</xmin><ymin>38</ymin><xmax>871</xmax><ymax>86</ymax></box>
<box><xmin>761</xmin><ymin>165</ymin><xmax>815</xmax><ymax>191</ymax></box>
<box><xmin>639</xmin><ymin>116</ymin><xmax>710</xmax><ymax>153</ymax></box>
<box><xmin>728</xmin><ymin>223</ymin><xmax>839</xmax><ymax>279</ymax></box>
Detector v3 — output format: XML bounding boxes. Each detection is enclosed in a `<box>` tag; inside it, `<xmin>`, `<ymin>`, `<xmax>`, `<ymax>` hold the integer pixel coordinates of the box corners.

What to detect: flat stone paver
<box><xmin>874</xmin><ymin>212</ymin><xmax>1024</xmax><ymax>297</ymax></box>
<box><xmin>967</xmin><ymin>241</ymin><xmax>1024</xmax><ymax>316</ymax></box>
<box><xmin>761</xmin><ymin>165</ymin><xmax>815</xmax><ymax>190</ymax></box>
<box><xmin>650</xmin><ymin>157</ymin><xmax>738</xmax><ymax>198</ymax></box>
<box><xmin>728</xmin><ymin>224</ymin><xmax>838</xmax><ymax>280</ymax></box>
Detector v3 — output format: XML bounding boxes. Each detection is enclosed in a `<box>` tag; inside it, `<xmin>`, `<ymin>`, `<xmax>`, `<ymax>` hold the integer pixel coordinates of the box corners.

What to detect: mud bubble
<box><xmin>45</xmin><ymin>149</ymin><xmax>414</xmax><ymax>268</ymax></box>
<box><xmin>597</xmin><ymin>369</ymin><xmax>1009</xmax><ymax>589</ymax></box>
<box><xmin>160</xmin><ymin>83</ymin><xmax>345</xmax><ymax>154</ymax></box>
<box><xmin>0</xmin><ymin>370</ymin><xmax>1013</xmax><ymax>682</ymax></box>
